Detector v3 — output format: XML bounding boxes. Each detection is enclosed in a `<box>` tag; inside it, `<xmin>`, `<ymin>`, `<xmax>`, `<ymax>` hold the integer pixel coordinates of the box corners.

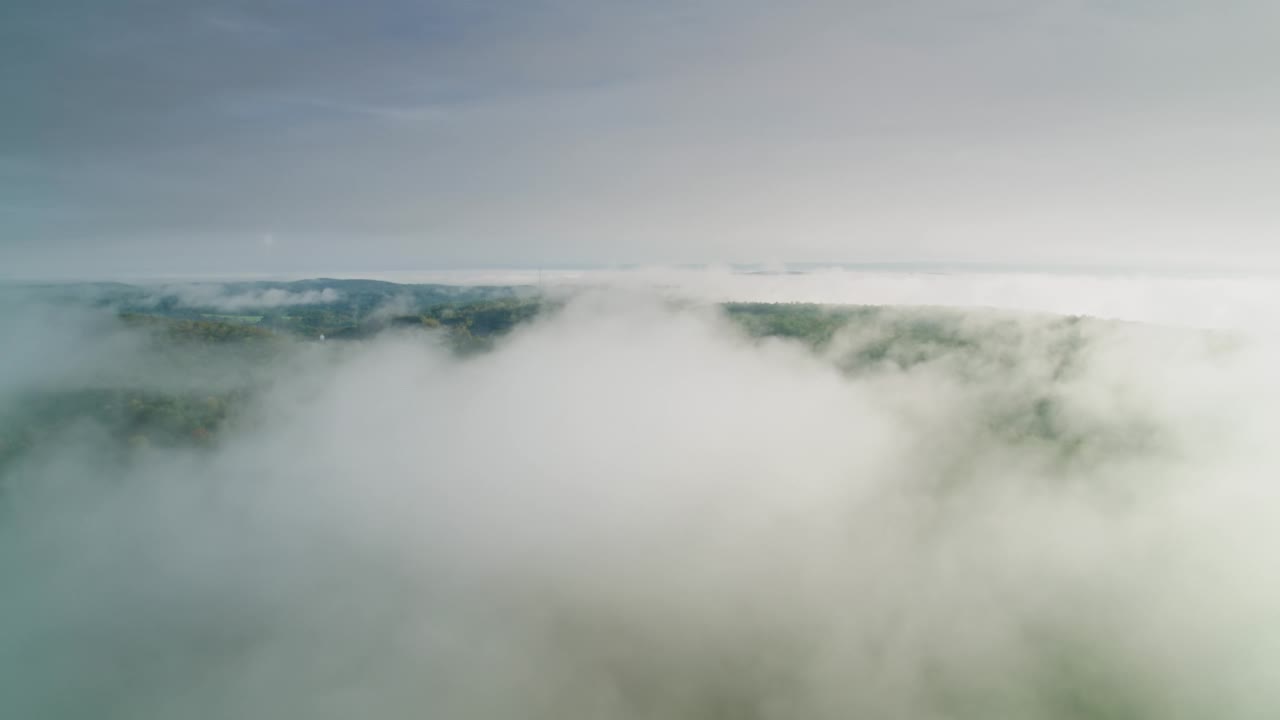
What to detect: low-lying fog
<box><xmin>3</xmin><ymin>273</ymin><xmax>1280</xmax><ymax>718</ymax></box>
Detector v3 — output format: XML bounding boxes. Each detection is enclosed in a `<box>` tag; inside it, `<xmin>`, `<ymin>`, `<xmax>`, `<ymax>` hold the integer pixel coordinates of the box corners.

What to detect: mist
<box><xmin>147</xmin><ymin>285</ymin><xmax>344</xmax><ymax>311</ymax></box>
<box><xmin>4</xmin><ymin>278</ymin><xmax>1280</xmax><ymax>718</ymax></box>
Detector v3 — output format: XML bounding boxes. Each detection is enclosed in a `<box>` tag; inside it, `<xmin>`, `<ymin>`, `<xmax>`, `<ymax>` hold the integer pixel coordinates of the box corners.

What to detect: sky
<box><xmin>5</xmin><ymin>0</ymin><xmax>1280</xmax><ymax>277</ymax></box>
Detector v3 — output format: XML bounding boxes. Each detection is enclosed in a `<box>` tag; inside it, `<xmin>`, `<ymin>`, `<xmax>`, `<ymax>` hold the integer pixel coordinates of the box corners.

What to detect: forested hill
<box><xmin>0</xmin><ymin>280</ymin><xmax>546</xmax><ymax>470</ymax></box>
<box><xmin>3</xmin><ymin>279</ymin><xmax>539</xmax><ymax>340</ymax></box>
<box><xmin>0</xmin><ymin>277</ymin><xmax>1113</xmax><ymax>476</ymax></box>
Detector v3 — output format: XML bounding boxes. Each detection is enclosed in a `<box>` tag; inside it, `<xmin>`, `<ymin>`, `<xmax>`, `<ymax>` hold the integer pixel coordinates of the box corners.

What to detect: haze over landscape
<box><xmin>5</xmin><ymin>2</ymin><xmax>1280</xmax><ymax>719</ymax></box>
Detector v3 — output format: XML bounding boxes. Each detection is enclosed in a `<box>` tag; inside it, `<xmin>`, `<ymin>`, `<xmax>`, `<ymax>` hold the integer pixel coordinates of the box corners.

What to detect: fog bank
<box><xmin>359</xmin><ymin>266</ymin><xmax>1280</xmax><ymax>330</ymax></box>
<box><xmin>3</xmin><ymin>289</ymin><xmax>1280</xmax><ymax>718</ymax></box>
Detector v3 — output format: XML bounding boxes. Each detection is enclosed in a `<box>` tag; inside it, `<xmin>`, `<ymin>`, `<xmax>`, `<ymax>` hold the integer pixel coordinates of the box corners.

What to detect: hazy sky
<box><xmin>5</xmin><ymin>0</ymin><xmax>1280</xmax><ymax>276</ymax></box>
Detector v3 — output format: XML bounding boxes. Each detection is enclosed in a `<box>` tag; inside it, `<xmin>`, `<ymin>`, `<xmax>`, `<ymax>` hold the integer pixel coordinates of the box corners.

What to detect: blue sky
<box><xmin>5</xmin><ymin>0</ymin><xmax>1280</xmax><ymax>277</ymax></box>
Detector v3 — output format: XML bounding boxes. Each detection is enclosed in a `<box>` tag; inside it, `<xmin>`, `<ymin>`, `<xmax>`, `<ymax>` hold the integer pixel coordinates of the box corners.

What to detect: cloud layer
<box><xmin>149</xmin><ymin>284</ymin><xmax>343</xmax><ymax>311</ymax></box>
<box><xmin>4</xmin><ymin>283</ymin><xmax>1280</xmax><ymax>717</ymax></box>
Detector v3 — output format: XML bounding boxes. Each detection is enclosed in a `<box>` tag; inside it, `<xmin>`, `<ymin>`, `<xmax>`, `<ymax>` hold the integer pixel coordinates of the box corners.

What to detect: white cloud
<box><xmin>151</xmin><ymin>284</ymin><xmax>343</xmax><ymax>311</ymax></box>
<box><xmin>4</xmin><ymin>279</ymin><xmax>1280</xmax><ymax>716</ymax></box>
<box><xmin>368</xmin><ymin>266</ymin><xmax>1280</xmax><ymax>330</ymax></box>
